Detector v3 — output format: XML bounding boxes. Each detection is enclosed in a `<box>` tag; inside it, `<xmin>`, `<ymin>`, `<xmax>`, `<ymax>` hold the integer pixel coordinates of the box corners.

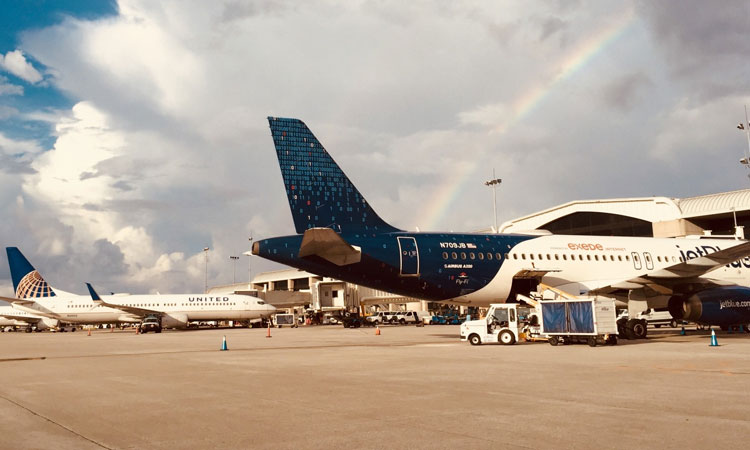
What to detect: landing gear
<box><xmin>625</xmin><ymin>319</ymin><xmax>647</xmax><ymax>339</ymax></box>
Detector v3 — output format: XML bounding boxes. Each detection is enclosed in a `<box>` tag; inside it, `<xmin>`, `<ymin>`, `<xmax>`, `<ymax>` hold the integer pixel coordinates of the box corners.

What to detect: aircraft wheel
<box><xmin>469</xmin><ymin>334</ymin><xmax>481</xmax><ymax>346</ymax></box>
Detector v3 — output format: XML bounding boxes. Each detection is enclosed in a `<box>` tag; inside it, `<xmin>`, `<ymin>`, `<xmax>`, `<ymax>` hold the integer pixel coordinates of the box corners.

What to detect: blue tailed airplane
<box><xmin>253</xmin><ymin>117</ymin><xmax>750</xmax><ymax>337</ymax></box>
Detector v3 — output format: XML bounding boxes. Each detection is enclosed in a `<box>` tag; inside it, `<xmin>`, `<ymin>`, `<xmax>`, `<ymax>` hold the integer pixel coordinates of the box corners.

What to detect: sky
<box><xmin>0</xmin><ymin>0</ymin><xmax>749</xmax><ymax>295</ymax></box>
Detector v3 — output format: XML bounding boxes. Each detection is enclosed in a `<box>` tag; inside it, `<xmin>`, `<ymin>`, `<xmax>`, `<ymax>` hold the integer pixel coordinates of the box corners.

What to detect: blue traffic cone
<box><xmin>680</xmin><ymin>326</ymin><xmax>686</xmax><ymax>336</ymax></box>
<box><xmin>221</xmin><ymin>335</ymin><xmax>228</xmax><ymax>351</ymax></box>
<box><xmin>709</xmin><ymin>329</ymin><xmax>718</xmax><ymax>347</ymax></box>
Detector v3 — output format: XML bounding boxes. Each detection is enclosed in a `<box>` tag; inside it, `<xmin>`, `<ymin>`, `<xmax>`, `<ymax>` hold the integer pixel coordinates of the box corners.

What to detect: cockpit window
<box><xmin>257</xmin><ymin>300</ymin><xmax>265</xmax><ymax>305</ymax></box>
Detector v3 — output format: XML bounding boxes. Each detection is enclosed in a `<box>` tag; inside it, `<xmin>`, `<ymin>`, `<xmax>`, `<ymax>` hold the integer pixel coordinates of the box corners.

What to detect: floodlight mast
<box><xmin>484</xmin><ymin>169</ymin><xmax>502</xmax><ymax>232</ymax></box>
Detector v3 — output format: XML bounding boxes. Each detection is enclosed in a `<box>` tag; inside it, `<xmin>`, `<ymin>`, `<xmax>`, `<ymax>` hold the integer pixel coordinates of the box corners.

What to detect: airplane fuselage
<box><xmin>256</xmin><ymin>232</ymin><xmax>750</xmax><ymax>306</ymax></box>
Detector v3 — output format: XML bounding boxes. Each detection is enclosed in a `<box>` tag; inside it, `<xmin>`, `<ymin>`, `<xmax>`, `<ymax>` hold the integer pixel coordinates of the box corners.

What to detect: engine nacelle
<box><xmin>38</xmin><ymin>317</ymin><xmax>58</xmax><ymax>330</ymax></box>
<box><xmin>668</xmin><ymin>287</ymin><xmax>750</xmax><ymax>326</ymax></box>
<box><xmin>160</xmin><ymin>312</ymin><xmax>188</xmax><ymax>329</ymax></box>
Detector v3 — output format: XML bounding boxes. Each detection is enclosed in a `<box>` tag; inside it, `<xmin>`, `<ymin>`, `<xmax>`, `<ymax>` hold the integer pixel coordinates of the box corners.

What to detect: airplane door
<box><xmin>397</xmin><ymin>237</ymin><xmax>419</xmax><ymax>276</ymax></box>
<box><xmin>631</xmin><ymin>252</ymin><xmax>642</xmax><ymax>270</ymax></box>
<box><xmin>643</xmin><ymin>252</ymin><xmax>654</xmax><ymax>270</ymax></box>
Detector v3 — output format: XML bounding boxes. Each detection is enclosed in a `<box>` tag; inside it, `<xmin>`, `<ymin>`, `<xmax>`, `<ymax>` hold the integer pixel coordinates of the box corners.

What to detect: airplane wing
<box><xmin>0</xmin><ymin>295</ymin><xmax>36</xmax><ymax>306</ymax></box>
<box><xmin>590</xmin><ymin>240</ymin><xmax>750</xmax><ymax>295</ymax></box>
<box><xmin>86</xmin><ymin>283</ymin><xmax>155</xmax><ymax>317</ymax></box>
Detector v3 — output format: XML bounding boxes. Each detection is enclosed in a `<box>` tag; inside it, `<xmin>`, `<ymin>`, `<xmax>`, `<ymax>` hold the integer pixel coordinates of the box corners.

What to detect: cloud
<box><xmin>0</xmin><ymin>75</ymin><xmax>23</xmax><ymax>95</ymax></box>
<box><xmin>1</xmin><ymin>0</ymin><xmax>747</xmax><ymax>295</ymax></box>
<box><xmin>0</xmin><ymin>50</ymin><xmax>43</xmax><ymax>84</ymax></box>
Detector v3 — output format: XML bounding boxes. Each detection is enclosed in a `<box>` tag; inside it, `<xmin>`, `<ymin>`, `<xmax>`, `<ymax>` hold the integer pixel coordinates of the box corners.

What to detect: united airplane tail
<box><xmin>267</xmin><ymin>117</ymin><xmax>400</xmax><ymax>234</ymax></box>
<box><xmin>6</xmin><ymin>247</ymin><xmax>56</xmax><ymax>298</ymax></box>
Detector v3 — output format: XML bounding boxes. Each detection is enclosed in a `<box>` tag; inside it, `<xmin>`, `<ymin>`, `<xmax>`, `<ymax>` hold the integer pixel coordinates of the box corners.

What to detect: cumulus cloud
<box><xmin>0</xmin><ymin>50</ymin><xmax>43</xmax><ymax>84</ymax></box>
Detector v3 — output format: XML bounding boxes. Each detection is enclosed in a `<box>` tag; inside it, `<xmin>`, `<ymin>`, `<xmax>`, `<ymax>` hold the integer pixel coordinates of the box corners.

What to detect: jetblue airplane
<box><xmin>2</xmin><ymin>247</ymin><xmax>276</xmax><ymax>329</ymax></box>
<box><xmin>252</xmin><ymin>117</ymin><xmax>750</xmax><ymax>335</ymax></box>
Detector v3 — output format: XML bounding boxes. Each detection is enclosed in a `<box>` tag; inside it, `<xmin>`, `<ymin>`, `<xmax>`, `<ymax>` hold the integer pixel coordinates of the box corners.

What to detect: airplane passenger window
<box><xmin>594</xmin><ymin>255</ymin><xmax>599</xmax><ymax>261</ymax></box>
<box><xmin>562</xmin><ymin>255</ymin><xmax>567</xmax><ymax>260</ymax></box>
<box><xmin>496</xmin><ymin>253</ymin><xmax>502</xmax><ymax>260</ymax></box>
<box><xmin>657</xmin><ymin>256</ymin><xmax>661</xmax><ymax>262</ymax></box>
<box><xmin>521</xmin><ymin>254</ymin><xmax>526</xmax><ymax>260</ymax></box>
<box><xmin>554</xmin><ymin>254</ymin><xmax>559</xmax><ymax>260</ymax></box>
<box><xmin>529</xmin><ymin>254</ymin><xmax>534</xmax><ymax>260</ymax></box>
<box><xmin>469</xmin><ymin>253</ymin><xmax>475</xmax><ymax>260</ymax></box>
<box><xmin>625</xmin><ymin>255</ymin><xmax>630</xmax><ymax>261</ymax></box>
<box><xmin>488</xmin><ymin>253</ymin><xmax>494</xmax><ymax>260</ymax></box>
<box><xmin>618</xmin><ymin>255</ymin><xmax>622</xmax><ymax>261</ymax></box>
<box><xmin>442</xmin><ymin>252</ymin><xmax>448</xmax><ymax>259</ymax></box>
<box><xmin>478</xmin><ymin>253</ymin><xmax>484</xmax><ymax>260</ymax></box>
<box><xmin>587</xmin><ymin>255</ymin><xmax>591</xmax><ymax>261</ymax></box>
<box><xmin>504</xmin><ymin>253</ymin><xmax>509</xmax><ymax>259</ymax></box>
<box><xmin>578</xmin><ymin>255</ymin><xmax>583</xmax><ymax>260</ymax></box>
<box><xmin>460</xmin><ymin>252</ymin><xmax>466</xmax><ymax>260</ymax></box>
<box><xmin>451</xmin><ymin>252</ymin><xmax>457</xmax><ymax>259</ymax></box>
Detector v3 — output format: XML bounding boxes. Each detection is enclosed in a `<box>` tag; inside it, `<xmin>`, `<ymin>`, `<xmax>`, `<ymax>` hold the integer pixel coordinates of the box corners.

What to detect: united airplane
<box><xmin>2</xmin><ymin>247</ymin><xmax>276</xmax><ymax>329</ymax></box>
<box><xmin>252</xmin><ymin>117</ymin><xmax>750</xmax><ymax>337</ymax></box>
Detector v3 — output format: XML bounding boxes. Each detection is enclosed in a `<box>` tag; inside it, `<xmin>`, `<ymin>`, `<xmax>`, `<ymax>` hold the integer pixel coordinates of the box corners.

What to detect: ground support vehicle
<box><xmin>139</xmin><ymin>316</ymin><xmax>162</xmax><ymax>334</ymax></box>
<box><xmin>340</xmin><ymin>312</ymin><xmax>376</xmax><ymax>328</ymax></box>
<box><xmin>540</xmin><ymin>298</ymin><xmax>618</xmax><ymax>346</ymax></box>
<box><xmin>460</xmin><ymin>296</ymin><xmax>618</xmax><ymax>347</ymax></box>
<box><xmin>460</xmin><ymin>303</ymin><xmax>532</xmax><ymax>345</ymax></box>
<box><xmin>274</xmin><ymin>313</ymin><xmax>298</xmax><ymax>328</ymax></box>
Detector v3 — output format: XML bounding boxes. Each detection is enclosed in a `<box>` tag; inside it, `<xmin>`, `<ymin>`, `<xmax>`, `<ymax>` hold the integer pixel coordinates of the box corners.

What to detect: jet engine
<box><xmin>668</xmin><ymin>286</ymin><xmax>750</xmax><ymax>327</ymax></box>
<box><xmin>37</xmin><ymin>317</ymin><xmax>58</xmax><ymax>330</ymax></box>
<box><xmin>160</xmin><ymin>312</ymin><xmax>189</xmax><ymax>329</ymax></box>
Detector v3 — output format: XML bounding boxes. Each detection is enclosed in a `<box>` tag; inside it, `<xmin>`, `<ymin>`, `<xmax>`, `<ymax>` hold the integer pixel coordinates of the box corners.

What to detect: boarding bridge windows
<box><xmin>644</xmin><ymin>252</ymin><xmax>654</xmax><ymax>270</ymax></box>
<box><xmin>631</xmin><ymin>252</ymin><xmax>642</xmax><ymax>270</ymax></box>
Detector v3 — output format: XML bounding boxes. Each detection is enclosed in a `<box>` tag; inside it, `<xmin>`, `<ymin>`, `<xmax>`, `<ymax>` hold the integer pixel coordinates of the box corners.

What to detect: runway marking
<box><xmin>0</xmin><ymin>394</ymin><xmax>113</xmax><ymax>449</ymax></box>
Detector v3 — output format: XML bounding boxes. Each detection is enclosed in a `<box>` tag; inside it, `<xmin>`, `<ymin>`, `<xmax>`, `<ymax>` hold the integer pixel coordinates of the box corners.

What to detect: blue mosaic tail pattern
<box><xmin>268</xmin><ymin>117</ymin><xmax>400</xmax><ymax>234</ymax></box>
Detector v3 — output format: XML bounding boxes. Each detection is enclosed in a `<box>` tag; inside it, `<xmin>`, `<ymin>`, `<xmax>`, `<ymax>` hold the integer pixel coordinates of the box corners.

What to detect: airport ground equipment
<box><xmin>460</xmin><ymin>296</ymin><xmax>618</xmax><ymax>346</ymax></box>
<box><xmin>139</xmin><ymin>316</ymin><xmax>162</xmax><ymax>334</ymax></box>
<box><xmin>539</xmin><ymin>298</ymin><xmax>618</xmax><ymax>346</ymax></box>
<box><xmin>274</xmin><ymin>313</ymin><xmax>298</xmax><ymax>328</ymax></box>
<box><xmin>460</xmin><ymin>303</ymin><xmax>532</xmax><ymax>345</ymax></box>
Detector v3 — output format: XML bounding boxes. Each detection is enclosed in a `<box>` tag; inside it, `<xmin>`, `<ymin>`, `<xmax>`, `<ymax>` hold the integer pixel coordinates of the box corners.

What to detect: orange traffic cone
<box><xmin>375</xmin><ymin>325</ymin><xmax>381</xmax><ymax>336</ymax></box>
<box><xmin>87</xmin><ymin>328</ymin><xmax>91</xmax><ymax>336</ymax></box>
<box><xmin>266</xmin><ymin>323</ymin><xmax>272</xmax><ymax>338</ymax></box>
<box><xmin>135</xmin><ymin>326</ymin><xmax>140</xmax><ymax>335</ymax></box>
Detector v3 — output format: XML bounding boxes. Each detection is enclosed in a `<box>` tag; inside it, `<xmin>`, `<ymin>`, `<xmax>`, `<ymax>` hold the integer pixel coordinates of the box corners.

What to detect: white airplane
<box><xmin>0</xmin><ymin>300</ymin><xmax>54</xmax><ymax>331</ymax></box>
<box><xmin>254</xmin><ymin>117</ymin><xmax>750</xmax><ymax>338</ymax></box>
<box><xmin>2</xmin><ymin>247</ymin><xmax>275</xmax><ymax>329</ymax></box>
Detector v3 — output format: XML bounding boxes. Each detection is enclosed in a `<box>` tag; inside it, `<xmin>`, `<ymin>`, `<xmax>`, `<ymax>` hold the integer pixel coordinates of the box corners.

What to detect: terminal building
<box><xmin>498</xmin><ymin>189</ymin><xmax>750</xmax><ymax>239</ymax></box>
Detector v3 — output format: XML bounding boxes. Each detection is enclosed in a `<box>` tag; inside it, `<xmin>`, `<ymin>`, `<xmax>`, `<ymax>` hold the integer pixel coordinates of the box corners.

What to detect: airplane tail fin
<box><xmin>6</xmin><ymin>247</ymin><xmax>56</xmax><ymax>298</ymax></box>
<box><xmin>267</xmin><ymin>117</ymin><xmax>399</xmax><ymax>234</ymax></box>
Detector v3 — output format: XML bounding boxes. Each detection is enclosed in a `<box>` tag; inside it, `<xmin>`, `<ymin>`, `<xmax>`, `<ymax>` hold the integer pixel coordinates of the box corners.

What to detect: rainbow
<box><xmin>417</xmin><ymin>10</ymin><xmax>637</xmax><ymax>230</ymax></box>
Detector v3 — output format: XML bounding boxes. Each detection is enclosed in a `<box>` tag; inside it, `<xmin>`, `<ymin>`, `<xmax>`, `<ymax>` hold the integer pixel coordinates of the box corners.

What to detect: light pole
<box><xmin>229</xmin><ymin>255</ymin><xmax>239</xmax><ymax>284</ymax></box>
<box><xmin>203</xmin><ymin>247</ymin><xmax>209</xmax><ymax>294</ymax></box>
<box><xmin>484</xmin><ymin>169</ymin><xmax>502</xmax><ymax>232</ymax></box>
<box><xmin>738</xmin><ymin>105</ymin><xmax>750</xmax><ymax>181</ymax></box>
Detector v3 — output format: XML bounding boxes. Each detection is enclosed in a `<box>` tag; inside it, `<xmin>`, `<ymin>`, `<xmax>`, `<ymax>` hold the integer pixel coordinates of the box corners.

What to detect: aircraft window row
<box><xmin>442</xmin><ymin>252</ymin><xmax>502</xmax><ymax>261</ymax></box>
<box><xmin>510</xmin><ymin>253</ymin><xmax>635</xmax><ymax>262</ymax></box>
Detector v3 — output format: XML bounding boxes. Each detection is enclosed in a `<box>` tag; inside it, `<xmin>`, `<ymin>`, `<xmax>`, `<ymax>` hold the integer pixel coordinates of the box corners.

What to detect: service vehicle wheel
<box><xmin>399</xmin><ymin>319</ymin><xmax>406</xmax><ymax>325</ymax></box>
<box><xmin>469</xmin><ymin>334</ymin><xmax>481</xmax><ymax>346</ymax></box>
<box><xmin>670</xmin><ymin>320</ymin><xmax>678</xmax><ymax>328</ymax></box>
<box><xmin>499</xmin><ymin>330</ymin><xmax>516</xmax><ymax>345</ymax></box>
<box><xmin>607</xmin><ymin>335</ymin><xmax>618</xmax><ymax>346</ymax></box>
<box><xmin>548</xmin><ymin>336</ymin><xmax>559</xmax><ymax>346</ymax></box>
<box><xmin>587</xmin><ymin>337</ymin><xmax>597</xmax><ymax>347</ymax></box>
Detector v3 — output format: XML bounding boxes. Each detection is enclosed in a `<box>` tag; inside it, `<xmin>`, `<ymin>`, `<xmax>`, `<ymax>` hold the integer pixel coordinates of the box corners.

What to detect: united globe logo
<box><xmin>16</xmin><ymin>270</ymin><xmax>55</xmax><ymax>298</ymax></box>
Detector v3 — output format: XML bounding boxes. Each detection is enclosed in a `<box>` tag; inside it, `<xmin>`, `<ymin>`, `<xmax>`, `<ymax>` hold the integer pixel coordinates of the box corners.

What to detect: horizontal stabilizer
<box><xmin>298</xmin><ymin>228</ymin><xmax>361</xmax><ymax>266</ymax></box>
<box><xmin>0</xmin><ymin>295</ymin><xmax>35</xmax><ymax>306</ymax></box>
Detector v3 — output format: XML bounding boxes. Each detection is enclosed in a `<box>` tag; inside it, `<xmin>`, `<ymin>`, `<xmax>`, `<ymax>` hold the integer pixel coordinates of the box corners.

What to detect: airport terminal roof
<box><xmin>499</xmin><ymin>188</ymin><xmax>750</xmax><ymax>234</ymax></box>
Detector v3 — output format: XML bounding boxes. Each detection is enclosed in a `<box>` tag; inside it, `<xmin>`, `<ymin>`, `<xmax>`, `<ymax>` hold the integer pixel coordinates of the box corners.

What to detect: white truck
<box><xmin>460</xmin><ymin>296</ymin><xmax>618</xmax><ymax>347</ymax></box>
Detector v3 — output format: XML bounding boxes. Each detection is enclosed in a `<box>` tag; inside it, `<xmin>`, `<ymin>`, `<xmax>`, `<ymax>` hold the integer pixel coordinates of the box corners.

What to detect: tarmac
<box><xmin>1</xmin><ymin>325</ymin><xmax>750</xmax><ymax>449</ymax></box>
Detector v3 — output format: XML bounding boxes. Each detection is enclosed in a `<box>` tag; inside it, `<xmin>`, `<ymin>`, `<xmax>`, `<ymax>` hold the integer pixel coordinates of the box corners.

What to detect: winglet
<box><xmin>86</xmin><ymin>283</ymin><xmax>102</xmax><ymax>302</ymax></box>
